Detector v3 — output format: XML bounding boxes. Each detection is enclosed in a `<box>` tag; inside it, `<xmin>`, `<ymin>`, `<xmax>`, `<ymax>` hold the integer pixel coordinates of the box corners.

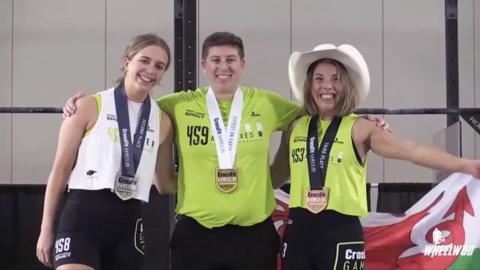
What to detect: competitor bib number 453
<box><xmin>305</xmin><ymin>187</ymin><xmax>329</xmax><ymax>214</ymax></box>
<box><xmin>216</xmin><ymin>168</ymin><xmax>238</xmax><ymax>193</ymax></box>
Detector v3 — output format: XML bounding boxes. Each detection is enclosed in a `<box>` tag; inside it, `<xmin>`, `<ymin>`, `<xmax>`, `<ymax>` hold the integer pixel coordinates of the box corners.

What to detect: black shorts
<box><xmin>53</xmin><ymin>189</ymin><xmax>145</xmax><ymax>270</ymax></box>
<box><xmin>281</xmin><ymin>208</ymin><xmax>365</xmax><ymax>270</ymax></box>
<box><xmin>171</xmin><ymin>215</ymin><xmax>280</xmax><ymax>270</ymax></box>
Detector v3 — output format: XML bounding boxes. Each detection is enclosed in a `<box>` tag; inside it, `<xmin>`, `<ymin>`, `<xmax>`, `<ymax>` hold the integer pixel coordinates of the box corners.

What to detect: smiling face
<box><xmin>123</xmin><ymin>45</ymin><xmax>169</xmax><ymax>96</ymax></box>
<box><xmin>201</xmin><ymin>45</ymin><xmax>245</xmax><ymax>99</ymax></box>
<box><xmin>303</xmin><ymin>58</ymin><xmax>358</xmax><ymax>119</ymax></box>
<box><xmin>310</xmin><ymin>62</ymin><xmax>340</xmax><ymax>118</ymax></box>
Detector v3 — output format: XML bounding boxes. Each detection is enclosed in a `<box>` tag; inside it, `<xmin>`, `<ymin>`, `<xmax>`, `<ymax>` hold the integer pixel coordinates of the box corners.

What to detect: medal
<box><xmin>114</xmin><ymin>172</ymin><xmax>139</xmax><ymax>200</ymax></box>
<box><xmin>305</xmin><ymin>117</ymin><xmax>341</xmax><ymax>214</ymax></box>
<box><xmin>113</xmin><ymin>84</ymin><xmax>150</xmax><ymax>201</ymax></box>
<box><xmin>305</xmin><ymin>187</ymin><xmax>329</xmax><ymax>214</ymax></box>
<box><xmin>206</xmin><ymin>88</ymin><xmax>243</xmax><ymax>194</ymax></box>
<box><xmin>216</xmin><ymin>167</ymin><xmax>238</xmax><ymax>193</ymax></box>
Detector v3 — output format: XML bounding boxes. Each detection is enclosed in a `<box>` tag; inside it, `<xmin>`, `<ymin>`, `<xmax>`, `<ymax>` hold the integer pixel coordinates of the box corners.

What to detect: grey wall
<box><xmin>198</xmin><ymin>0</ymin><xmax>479</xmax><ymax>183</ymax></box>
<box><xmin>0</xmin><ymin>0</ymin><xmax>478</xmax><ymax>184</ymax></box>
<box><xmin>0</xmin><ymin>0</ymin><xmax>174</xmax><ymax>184</ymax></box>
<box><xmin>0</xmin><ymin>0</ymin><xmax>12</xmax><ymax>184</ymax></box>
<box><xmin>477</xmin><ymin>0</ymin><xmax>480</xmax><ymax>158</ymax></box>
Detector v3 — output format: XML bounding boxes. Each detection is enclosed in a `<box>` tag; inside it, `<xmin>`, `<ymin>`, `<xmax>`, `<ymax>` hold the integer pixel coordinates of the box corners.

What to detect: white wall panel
<box><xmin>384</xmin><ymin>115</ymin><xmax>448</xmax><ymax>183</ymax></box>
<box><xmin>12</xmin><ymin>115</ymin><xmax>60</xmax><ymax>184</ymax></box>
<box><xmin>199</xmin><ymin>0</ymin><xmax>291</xmax><ymax>162</ymax></box>
<box><xmin>384</xmin><ymin>0</ymin><xmax>446</xmax><ymax>182</ymax></box>
<box><xmin>199</xmin><ymin>0</ymin><xmax>291</xmax><ymax>96</ymax></box>
<box><xmin>0</xmin><ymin>0</ymin><xmax>12</xmax><ymax>183</ymax></box>
<box><xmin>2</xmin><ymin>1</ymin><xmax>478</xmax><ymax>185</ymax></box>
<box><xmin>475</xmin><ymin>0</ymin><xmax>480</xmax><ymax>159</ymax></box>
<box><xmin>0</xmin><ymin>116</ymin><xmax>11</xmax><ymax>184</ymax></box>
<box><xmin>384</xmin><ymin>0</ymin><xmax>445</xmax><ymax>108</ymax></box>
<box><xmin>292</xmin><ymin>0</ymin><xmax>383</xmax><ymax>108</ymax></box>
<box><xmin>458</xmin><ymin>0</ymin><xmax>476</xmax><ymax>160</ymax></box>
<box><xmin>0</xmin><ymin>0</ymin><xmax>12</xmax><ymax>106</ymax></box>
<box><xmin>13</xmin><ymin>0</ymin><xmax>105</xmax><ymax>106</ymax></box>
<box><xmin>12</xmin><ymin>0</ymin><xmax>105</xmax><ymax>183</ymax></box>
<box><xmin>292</xmin><ymin>0</ymin><xmax>384</xmax><ymax>183</ymax></box>
<box><xmin>106</xmin><ymin>0</ymin><xmax>174</xmax><ymax>99</ymax></box>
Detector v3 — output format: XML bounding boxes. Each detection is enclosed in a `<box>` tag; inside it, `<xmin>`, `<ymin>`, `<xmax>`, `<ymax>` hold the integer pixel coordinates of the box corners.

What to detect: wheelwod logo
<box><xmin>423</xmin><ymin>227</ymin><xmax>475</xmax><ymax>258</ymax></box>
<box><xmin>432</xmin><ymin>227</ymin><xmax>445</xmax><ymax>245</ymax></box>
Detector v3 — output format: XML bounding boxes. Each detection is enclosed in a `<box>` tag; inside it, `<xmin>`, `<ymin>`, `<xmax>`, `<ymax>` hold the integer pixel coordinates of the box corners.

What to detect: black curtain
<box><xmin>376</xmin><ymin>183</ymin><xmax>435</xmax><ymax>213</ymax></box>
<box><xmin>0</xmin><ymin>185</ymin><xmax>49</xmax><ymax>270</ymax></box>
<box><xmin>366</xmin><ymin>183</ymin><xmax>371</xmax><ymax>212</ymax></box>
<box><xmin>0</xmin><ymin>185</ymin><xmax>173</xmax><ymax>270</ymax></box>
<box><xmin>0</xmin><ymin>183</ymin><xmax>435</xmax><ymax>269</ymax></box>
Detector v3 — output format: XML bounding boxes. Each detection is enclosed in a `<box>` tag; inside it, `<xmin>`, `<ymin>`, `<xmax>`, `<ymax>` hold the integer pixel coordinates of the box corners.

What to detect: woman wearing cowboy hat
<box><xmin>277</xmin><ymin>44</ymin><xmax>480</xmax><ymax>270</ymax></box>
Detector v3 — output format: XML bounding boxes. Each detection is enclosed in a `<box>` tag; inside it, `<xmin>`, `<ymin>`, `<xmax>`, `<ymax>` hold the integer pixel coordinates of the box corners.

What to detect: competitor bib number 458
<box><xmin>305</xmin><ymin>187</ymin><xmax>329</xmax><ymax>214</ymax></box>
<box><xmin>216</xmin><ymin>168</ymin><xmax>238</xmax><ymax>193</ymax></box>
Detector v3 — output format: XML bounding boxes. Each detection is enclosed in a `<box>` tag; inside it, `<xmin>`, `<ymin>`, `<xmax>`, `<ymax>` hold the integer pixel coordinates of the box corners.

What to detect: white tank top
<box><xmin>68</xmin><ymin>87</ymin><xmax>160</xmax><ymax>202</ymax></box>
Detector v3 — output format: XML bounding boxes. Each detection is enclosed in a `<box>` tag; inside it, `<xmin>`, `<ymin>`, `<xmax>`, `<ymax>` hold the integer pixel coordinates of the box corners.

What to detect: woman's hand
<box><xmin>363</xmin><ymin>114</ymin><xmax>391</xmax><ymax>133</ymax></box>
<box><xmin>36</xmin><ymin>229</ymin><xmax>54</xmax><ymax>267</ymax></box>
<box><xmin>63</xmin><ymin>92</ymin><xmax>86</xmax><ymax>118</ymax></box>
<box><xmin>461</xmin><ymin>160</ymin><xmax>480</xmax><ymax>179</ymax></box>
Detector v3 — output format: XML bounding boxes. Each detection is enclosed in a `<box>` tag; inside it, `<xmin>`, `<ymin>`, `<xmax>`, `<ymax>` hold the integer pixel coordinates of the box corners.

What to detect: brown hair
<box><xmin>201</xmin><ymin>31</ymin><xmax>245</xmax><ymax>60</ymax></box>
<box><xmin>302</xmin><ymin>58</ymin><xmax>358</xmax><ymax>117</ymax></box>
<box><xmin>115</xmin><ymin>33</ymin><xmax>171</xmax><ymax>85</ymax></box>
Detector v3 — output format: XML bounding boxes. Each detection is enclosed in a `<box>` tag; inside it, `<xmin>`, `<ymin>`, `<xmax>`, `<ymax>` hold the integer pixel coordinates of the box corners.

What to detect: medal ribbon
<box><xmin>206</xmin><ymin>87</ymin><xmax>243</xmax><ymax>169</ymax></box>
<box><xmin>306</xmin><ymin>116</ymin><xmax>342</xmax><ymax>189</ymax></box>
<box><xmin>114</xmin><ymin>84</ymin><xmax>151</xmax><ymax>177</ymax></box>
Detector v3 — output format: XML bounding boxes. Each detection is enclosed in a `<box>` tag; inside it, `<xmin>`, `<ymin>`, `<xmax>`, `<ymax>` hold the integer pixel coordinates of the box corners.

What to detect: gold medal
<box><xmin>305</xmin><ymin>187</ymin><xmax>329</xmax><ymax>214</ymax></box>
<box><xmin>216</xmin><ymin>168</ymin><xmax>238</xmax><ymax>193</ymax></box>
<box><xmin>114</xmin><ymin>172</ymin><xmax>138</xmax><ymax>200</ymax></box>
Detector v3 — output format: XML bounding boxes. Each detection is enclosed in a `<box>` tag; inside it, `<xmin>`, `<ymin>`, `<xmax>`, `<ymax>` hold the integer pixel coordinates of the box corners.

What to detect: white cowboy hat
<box><xmin>288</xmin><ymin>44</ymin><xmax>370</xmax><ymax>105</ymax></box>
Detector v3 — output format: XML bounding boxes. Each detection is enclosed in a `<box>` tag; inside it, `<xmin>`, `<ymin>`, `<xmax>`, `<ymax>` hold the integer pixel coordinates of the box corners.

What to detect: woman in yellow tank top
<box><xmin>276</xmin><ymin>44</ymin><xmax>480</xmax><ymax>270</ymax></box>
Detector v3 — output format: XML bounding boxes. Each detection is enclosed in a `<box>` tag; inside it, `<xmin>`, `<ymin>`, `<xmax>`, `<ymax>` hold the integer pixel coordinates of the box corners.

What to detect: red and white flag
<box><xmin>362</xmin><ymin>173</ymin><xmax>480</xmax><ymax>269</ymax></box>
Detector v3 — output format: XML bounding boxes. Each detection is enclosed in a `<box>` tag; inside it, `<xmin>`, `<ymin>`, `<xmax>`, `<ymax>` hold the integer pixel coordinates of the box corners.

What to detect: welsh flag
<box><xmin>273</xmin><ymin>173</ymin><xmax>480</xmax><ymax>270</ymax></box>
<box><xmin>362</xmin><ymin>173</ymin><xmax>480</xmax><ymax>269</ymax></box>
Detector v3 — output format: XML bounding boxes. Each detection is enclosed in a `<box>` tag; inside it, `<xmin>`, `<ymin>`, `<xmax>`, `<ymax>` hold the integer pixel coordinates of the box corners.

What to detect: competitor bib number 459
<box><xmin>216</xmin><ymin>168</ymin><xmax>238</xmax><ymax>193</ymax></box>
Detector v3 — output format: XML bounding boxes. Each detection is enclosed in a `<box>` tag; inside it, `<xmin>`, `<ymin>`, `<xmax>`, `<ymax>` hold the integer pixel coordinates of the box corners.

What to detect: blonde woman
<box><xmin>36</xmin><ymin>34</ymin><xmax>174</xmax><ymax>270</ymax></box>
<box><xmin>278</xmin><ymin>44</ymin><xmax>480</xmax><ymax>270</ymax></box>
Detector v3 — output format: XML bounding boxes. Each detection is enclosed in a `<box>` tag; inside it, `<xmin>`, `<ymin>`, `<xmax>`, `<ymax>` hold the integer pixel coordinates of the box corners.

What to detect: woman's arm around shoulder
<box><xmin>271</xmin><ymin>118</ymin><xmax>300</xmax><ymax>189</ymax></box>
<box><xmin>154</xmin><ymin>111</ymin><xmax>176</xmax><ymax>193</ymax></box>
